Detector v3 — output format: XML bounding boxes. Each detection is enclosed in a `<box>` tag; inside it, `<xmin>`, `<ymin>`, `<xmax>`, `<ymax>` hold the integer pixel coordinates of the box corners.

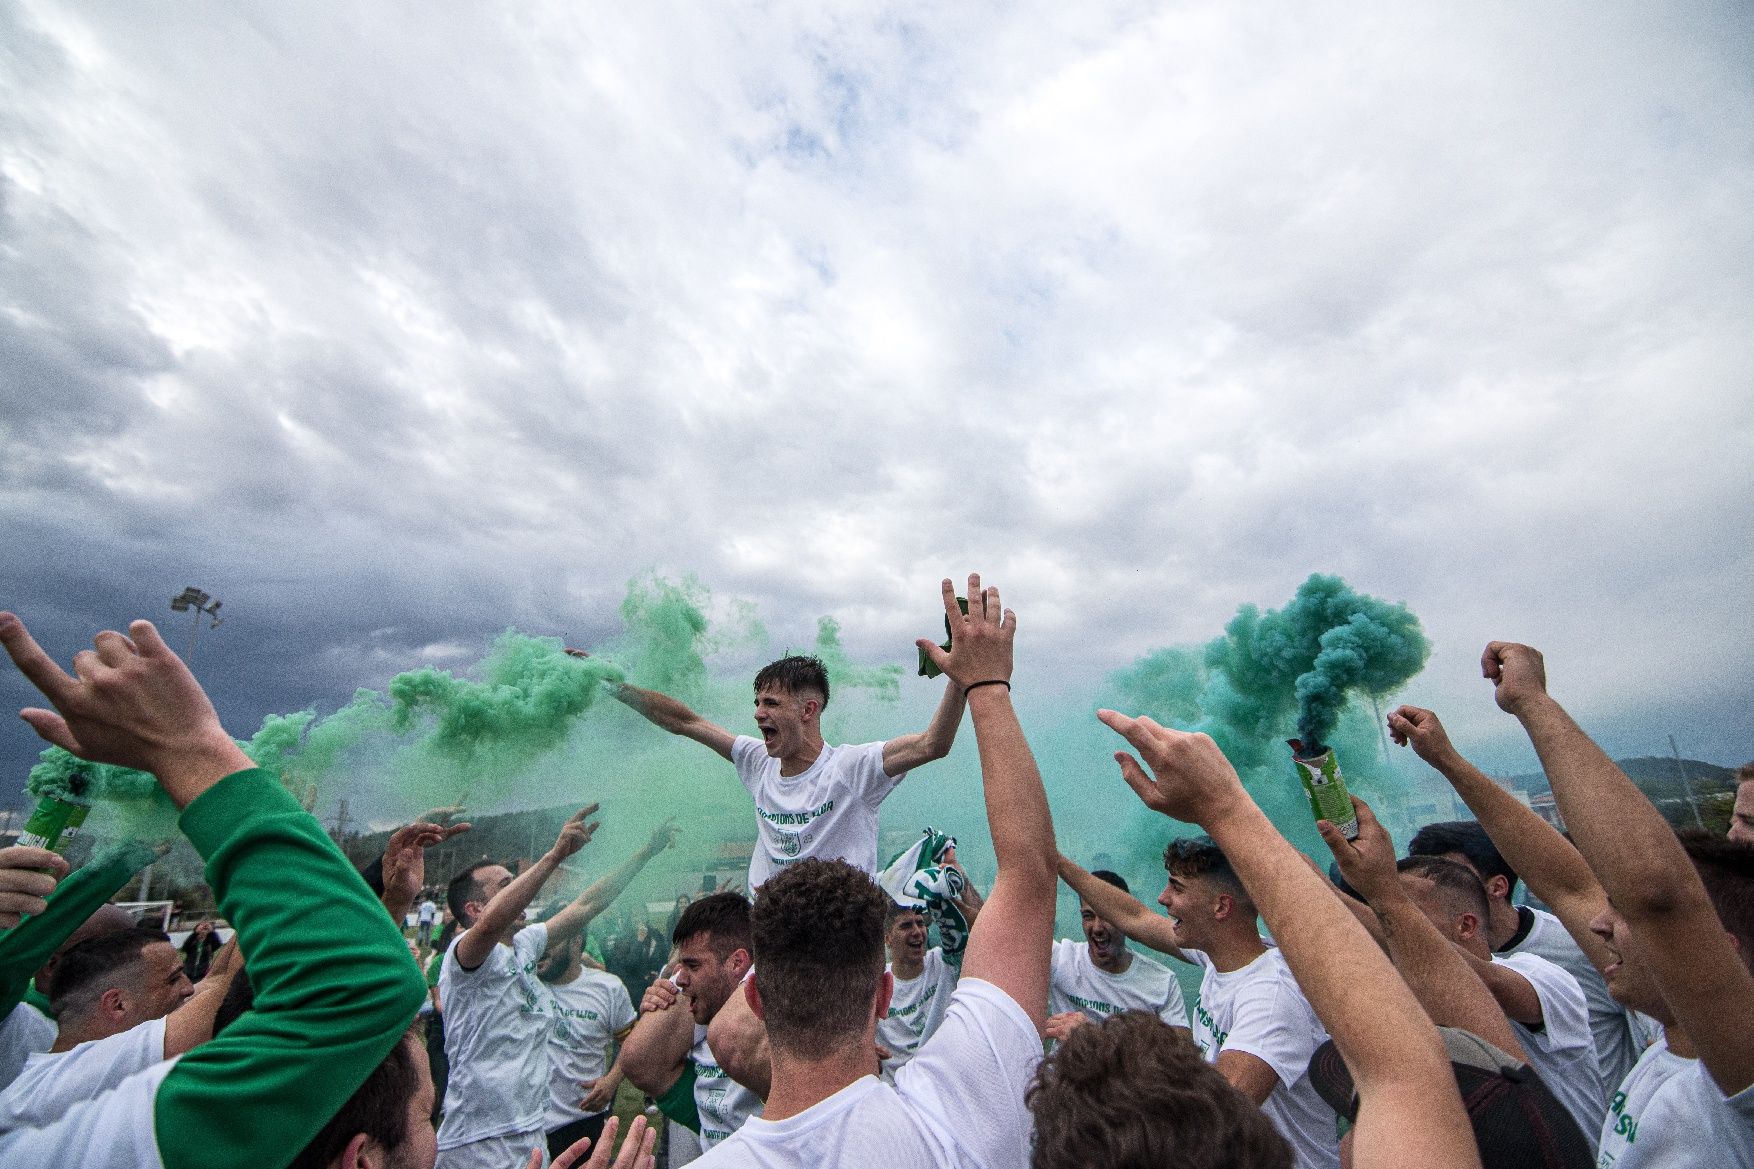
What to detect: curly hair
<box><xmin>1163</xmin><ymin>836</ymin><xmax>1253</xmax><ymax>911</ymax></box>
<box><xmin>1029</xmin><ymin>1011</ymin><xmax>1291</xmax><ymax>1169</ymax></box>
<box><xmin>753</xmin><ymin>655</ymin><xmax>831</xmax><ymax>708</ymax></box>
<box><xmin>750</xmin><ymin>859</ymin><xmax>887</xmax><ymax>1059</ymax></box>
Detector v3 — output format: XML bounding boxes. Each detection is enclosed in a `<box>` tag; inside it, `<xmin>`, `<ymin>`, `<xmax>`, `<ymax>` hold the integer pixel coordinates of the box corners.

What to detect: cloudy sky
<box><xmin>3</xmin><ymin>2</ymin><xmax>1751</xmax><ymax>844</ymax></box>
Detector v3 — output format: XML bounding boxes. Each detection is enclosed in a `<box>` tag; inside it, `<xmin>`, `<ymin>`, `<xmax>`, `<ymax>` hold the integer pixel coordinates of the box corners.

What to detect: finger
<box><xmin>71</xmin><ymin>649</ymin><xmax>105</xmax><ymax>684</ymax></box>
<box><xmin>965</xmin><ymin>574</ymin><xmax>983</xmax><ymax>619</ymax></box>
<box><xmin>524</xmin><ymin>1148</ymin><xmax>544</xmax><ymax>1169</ymax></box>
<box><xmin>0</xmin><ymin>866</ymin><xmax>60</xmax><ymax>898</ymax></box>
<box><xmin>937</xmin><ymin>577</ymin><xmax>960</xmax><ymax>628</ymax></box>
<box><xmin>0</xmin><ymin>890</ymin><xmax>52</xmax><ymax>919</ymax></box>
<box><xmin>93</xmin><ymin>629</ymin><xmax>137</xmax><ymax>668</ymax></box>
<box><xmin>1112</xmin><ymin>752</ymin><xmax>1159</xmax><ymax>805</ymax></box>
<box><xmin>983</xmin><ymin>584</ymin><xmax>1001</xmax><ymax>625</ymax></box>
<box><xmin>19</xmin><ymin>709</ymin><xmax>82</xmax><ymax>754</ymax></box>
<box><xmin>1000</xmin><ymin>607</ymin><xmax>1017</xmax><ymax>634</ymax></box>
<box><xmin>1098</xmin><ymin>708</ymin><xmax>1173</xmax><ymax>760</ymax></box>
<box><xmin>1315</xmin><ymin>819</ymin><xmax>1347</xmax><ymax>857</ymax></box>
<box><xmin>0</xmin><ymin>847</ymin><xmax>70</xmax><ymax>879</ymax></box>
<box><xmin>127</xmin><ymin>619</ymin><xmax>174</xmax><ymax>660</ymax></box>
<box><xmin>1481</xmin><ymin>642</ymin><xmax>1508</xmax><ymax>680</ymax></box>
<box><xmin>916</xmin><ymin>638</ymin><xmax>952</xmax><ymax>674</ymax></box>
<box><xmin>1350</xmin><ymin>794</ymin><xmax>1382</xmax><ymax>831</ymax></box>
<box><xmin>0</xmin><ymin>613</ymin><xmax>80</xmax><ymax>707</ymax></box>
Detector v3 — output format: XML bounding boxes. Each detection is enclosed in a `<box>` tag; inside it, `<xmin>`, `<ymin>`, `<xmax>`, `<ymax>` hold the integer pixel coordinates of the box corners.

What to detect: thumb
<box><xmin>916</xmin><ymin>638</ymin><xmax>951</xmax><ymax>673</ymax></box>
<box><xmin>20</xmin><ymin>709</ymin><xmax>81</xmax><ymax>754</ymax></box>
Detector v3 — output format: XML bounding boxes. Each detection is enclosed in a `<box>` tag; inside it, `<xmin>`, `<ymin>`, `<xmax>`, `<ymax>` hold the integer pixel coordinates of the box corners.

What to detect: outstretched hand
<box><xmin>0</xmin><ymin>613</ymin><xmax>250</xmax><ymax>808</ymax></box>
<box><xmin>1317</xmin><ymin>796</ymin><xmax>1399</xmax><ymax>903</ymax></box>
<box><xmin>541</xmin><ymin>1115</ymin><xmax>657</xmax><ymax>1169</ymax></box>
<box><xmin>1094</xmin><ymin>710</ymin><xmax>1251</xmax><ymax>828</ymax></box>
<box><xmin>382</xmin><ymin>819</ymin><xmax>472</xmax><ymax>913</ymax></box>
<box><xmin>915</xmin><ymin>575</ymin><xmax>1014</xmax><ymax>691</ymax></box>
<box><xmin>645</xmin><ymin>820</ymin><xmax>679</xmax><ymax>855</ymax></box>
<box><xmin>1481</xmin><ymin>641</ymin><xmax>1549</xmax><ymax>716</ymax></box>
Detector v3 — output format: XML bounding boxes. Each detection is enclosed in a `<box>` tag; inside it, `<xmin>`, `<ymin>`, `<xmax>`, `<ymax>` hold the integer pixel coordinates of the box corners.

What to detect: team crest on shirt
<box><xmin>777</xmin><ymin>829</ymin><xmax>803</xmax><ymax>857</ymax></box>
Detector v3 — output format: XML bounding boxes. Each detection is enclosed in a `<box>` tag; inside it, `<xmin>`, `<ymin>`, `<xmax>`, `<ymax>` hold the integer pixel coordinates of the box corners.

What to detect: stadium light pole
<box><xmin>169</xmin><ymin>587</ymin><xmax>223</xmax><ymax>662</ymax></box>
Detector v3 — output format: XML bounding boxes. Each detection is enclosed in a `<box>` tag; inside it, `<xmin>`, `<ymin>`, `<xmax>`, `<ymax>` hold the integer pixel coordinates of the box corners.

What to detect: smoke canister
<box><xmin>1287</xmin><ymin>741</ymin><xmax>1358</xmax><ymax>840</ymax></box>
<box><xmin>17</xmin><ymin>789</ymin><xmax>92</xmax><ymax>854</ymax></box>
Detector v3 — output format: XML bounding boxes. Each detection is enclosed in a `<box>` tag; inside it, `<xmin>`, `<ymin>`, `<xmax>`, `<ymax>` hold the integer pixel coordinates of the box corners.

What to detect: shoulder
<box><xmin>730</xmin><ymin>736</ymin><xmax>768</xmax><ymax>768</ymax></box>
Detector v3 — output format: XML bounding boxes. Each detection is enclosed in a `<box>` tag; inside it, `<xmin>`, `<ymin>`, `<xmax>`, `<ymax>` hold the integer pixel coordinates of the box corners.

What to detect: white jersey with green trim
<box><xmin>691</xmin><ymin>1024</ymin><xmax>762</xmax><ymax>1149</ymax></box>
<box><xmin>1048</xmin><ymin>938</ymin><xmax>1189</xmax><ymax>1029</ymax></box>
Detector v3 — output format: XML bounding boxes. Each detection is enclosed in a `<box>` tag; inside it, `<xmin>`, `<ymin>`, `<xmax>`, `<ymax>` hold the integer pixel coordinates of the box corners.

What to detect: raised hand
<box><xmin>1386</xmin><ymin>705</ymin><xmax>1461</xmax><ymax>770</ymax></box>
<box><xmin>553</xmin><ymin>804</ymin><xmax>602</xmax><ymax>860</ymax></box>
<box><xmin>1317</xmin><ymin>796</ymin><xmax>1400</xmax><ymax>903</ymax></box>
<box><xmin>646</xmin><ymin>820</ymin><xmax>679</xmax><ymax>855</ymax></box>
<box><xmin>547</xmin><ymin>1115</ymin><xmax>656</xmax><ymax>1169</ymax></box>
<box><xmin>1481</xmin><ymin>641</ymin><xmax>1550</xmax><ymax>717</ymax></box>
<box><xmin>1095</xmin><ymin>710</ymin><xmax>1249</xmax><ymax>828</ymax></box>
<box><xmin>0</xmin><ymin>613</ymin><xmax>250</xmax><ymax>807</ymax></box>
<box><xmin>640</xmin><ymin>977</ymin><xmax>681</xmax><ymax>1015</ymax></box>
<box><xmin>1043</xmin><ymin>1011</ymin><xmax>1089</xmax><ymax>1043</ymax></box>
<box><xmin>915</xmin><ymin>575</ymin><xmax>1014</xmax><ymax>690</ymax></box>
<box><xmin>382</xmin><ymin>819</ymin><xmax>471</xmax><ymax>919</ymax></box>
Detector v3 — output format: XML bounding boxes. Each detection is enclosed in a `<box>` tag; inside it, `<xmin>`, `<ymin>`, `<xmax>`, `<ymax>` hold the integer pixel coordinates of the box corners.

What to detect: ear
<box><xmin>1484</xmin><ymin>875</ymin><xmax>1512</xmax><ymax>903</ymax></box>
<box><xmin>873</xmin><ymin>970</ymin><xmax>894</xmax><ymax>1022</ymax></box>
<box><xmin>803</xmin><ymin>697</ymin><xmax>821</xmax><ymax>720</ymax></box>
<box><xmin>1456</xmin><ymin>912</ymin><xmax>1481</xmax><ymax>942</ymax></box>
<box><xmin>728</xmin><ymin>947</ymin><xmax>753</xmax><ymax>979</ymax></box>
<box><xmin>335</xmin><ymin>1132</ymin><xmax>381</xmax><ymax>1169</ymax></box>
<box><xmin>744</xmin><ymin>976</ymin><xmax>765</xmax><ymax>1021</ymax></box>
<box><xmin>99</xmin><ymin>987</ymin><xmax>128</xmax><ymax>1021</ymax></box>
<box><xmin>1211</xmin><ymin>892</ymin><xmax>1234</xmax><ymax>923</ymax></box>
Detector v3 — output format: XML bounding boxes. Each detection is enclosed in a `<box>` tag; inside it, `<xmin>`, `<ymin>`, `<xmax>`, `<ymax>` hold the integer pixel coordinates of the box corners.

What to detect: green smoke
<box><xmin>814</xmin><ymin>617</ymin><xmax>903</xmax><ymax>701</ymax></box>
<box><xmin>616</xmin><ymin>574</ymin><xmax>712</xmax><ymax>698</ymax></box>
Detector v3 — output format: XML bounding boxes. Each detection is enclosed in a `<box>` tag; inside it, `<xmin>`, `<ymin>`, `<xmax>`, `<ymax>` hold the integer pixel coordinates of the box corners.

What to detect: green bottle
<box><xmin>18</xmin><ymin>790</ymin><xmax>92</xmax><ymax>854</ymax></box>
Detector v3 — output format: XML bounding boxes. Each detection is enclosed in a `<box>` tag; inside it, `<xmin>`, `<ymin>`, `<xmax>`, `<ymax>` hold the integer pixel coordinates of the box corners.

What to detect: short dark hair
<box><xmin>886</xmin><ymin>901</ymin><xmax>927</xmax><ymax>927</ymax></box>
<box><xmin>751</xmin><ymin>859</ymin><xmax>887</xmax><ymax>1060</ymax></box>
<box><xmin>289</xmin><ymin>1025</ymin><xmax>424</xmax><ymax>1169</ymax></box>
<box><xmin>1029</xmin><ymin>1011</ymin><xmax>1292</xmax><ymax>1169</ymax></box>
<box><xmin>446</xmin><ymin>860</ymin><xmax>502</xmax><ymax>926</ymax></box>
<box><xmin>48</xmin><ymin>927</ymin><xmax>169</xmax><ymax>1016</ymax></box>
<box><xmin>1397</xmin><ymin>855</ymin><xmax>1491</xmax><ymax>926</ymax></box>
<box><xmin>1408</xmin><ymin>821</ymin><xmax>1519</xmax><ymax>900</ymax></box>
<box><xmin>753</xmin><ymin>656</ymin><xmax>830</xmax><ymax>708</ymax></box>
<box><xmin>672</xmin><ymin>890</ymin><xmax>753</xmax><ymax>959</ymax></box>
<box><xmin>1680</xmin><ymin>830</ymin><xmax>1754</xmax><ymax>952</ymax></box>
<box><xmin>1163</xmin><ymin>837</ymin><xmax>1252</xmax><ymax>909</ymax></box>
<box><xmin>1089</xmin><ymin>870</ymin><xmax>1129</xmax><ymax>894</ymax></box>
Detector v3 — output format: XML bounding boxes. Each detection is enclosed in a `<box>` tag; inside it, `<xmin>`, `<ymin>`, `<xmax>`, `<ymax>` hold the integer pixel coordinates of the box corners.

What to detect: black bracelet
<box><xmin>963</xmin><ymin>679</ymin><xmax>1011</xmax><ymax>694</ymax></box>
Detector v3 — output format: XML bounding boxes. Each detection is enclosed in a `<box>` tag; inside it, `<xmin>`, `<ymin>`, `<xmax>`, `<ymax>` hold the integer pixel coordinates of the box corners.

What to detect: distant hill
<box><xmin>1508</xmin><ymin>757</ymin><xmax>1734</xmax><ymax>801</ymax></box>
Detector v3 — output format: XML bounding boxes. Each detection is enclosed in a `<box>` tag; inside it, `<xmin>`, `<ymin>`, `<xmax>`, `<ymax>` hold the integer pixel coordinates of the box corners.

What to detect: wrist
<box><xmin>1199</xmin><ymin>796</ymin><xmax>1271</xmax><ymax>842</ymax></box>
<box><xmin>151</xmin><ymin>733</ymin><xmax>255</xmax><ymax>809</ymax></box>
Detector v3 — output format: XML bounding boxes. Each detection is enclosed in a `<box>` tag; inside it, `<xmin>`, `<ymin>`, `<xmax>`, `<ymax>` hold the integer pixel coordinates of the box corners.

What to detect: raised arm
<box><xmin>1055</xmin><ymin>854</ymin><xmax>1186</xmax><ymax>961</ymax></box>
<box><xmin>1485</xmin><ymin>641</ymin><xmax>1754</xmax><ymax>1097</ymax></box>
<box><xmin>544</xmin><ymin>822</ymin><xmax>677</xmax><ymax>945</ymax></box>
<box><xmin>881</xmin><ymin>679</ymin><xmax>967</xmax><ymax>775</ymax></box>
<box><xmin>454</xmin><ymin>804</ymin><xmax>599</xmax><ymax>970</ymax></box>
<box><xmin>1321</xmin><ymin>799</ymin><xmax>1529</xmax><ymax>1060</ymax></box>
<box><xmin>1099</xmin><ymin>711</ymin><xmax>1480</xmax><ymax>1169</ymax></box>
<box><xmin>916</xmin><ymin>575</ymin><xmax>1056</xmax><ymax>1031</ymax></box>
<box><xmin>1388</xmin><ymin>705</ymin><xmax>1616</xmax><ymax>975</ymax></box>
<box><xmin>0</xmin><ymin>613</ymin><xmax>426</xmax><ymax>1169</ymax></box>
<box><xmin>613</xmin><ymin>684</ymin><xmax>735</xmax><ymax>761</ymax></box>
<box><xmin>380</xmin><ymin>819</ymin><xmax>471</xmax><ymax>926</ymax></box>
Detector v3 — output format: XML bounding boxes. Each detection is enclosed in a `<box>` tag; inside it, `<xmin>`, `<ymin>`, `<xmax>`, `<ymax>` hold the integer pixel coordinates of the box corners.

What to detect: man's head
<box><xmin>1396</xmin><ymin>856</ymin><xmax>1492</xmax><ymax>959</ymax></box>
<box><xmin>1079</xmin><ymin>870</ymin><xmax>1131</xmax><ymax>973</ymax></box>
<box><xmin>1729</xmin><ymin>764</ymin><xmax>1754</xmax><ymax>845</ymax></box>
<box><xmin>34</xmin><ymin>902</ymin><xmax>136</xmax><ymax>996</ymax></box>
<box><xmin>1408</xmin><ymin>821</ymin><xmax>1519</xmax><ymax>906</ymax></box>
<box><xmin>751</xmin><ymin>655</ymin><xmax>830</xmax><ymax>759</ymax></box>
<box><xmin>1590</xmin><ymin>832</ymin><xmax>1754</xmax><ymax>1019</ymax></box>
<box><xmin>672</xmin><ymin>891</ymin><xmax>754</xmax><ymax>1025</ymax></box>
<box><xmin>1029</xmin><ymin>1010</ymin><xmax>1291</xmax><ymax>1169</ymax></box>
<box><xmin>49</xmin><ymin>926</ymin><xmax>194</xmax><ymax>1037</ymax></box>
<box><xmin>292</xmin><ymin>1024</ymin><xmax>435</xmax><ymax>1169</ymax></box>
<box><xmin>445</xmin><ymin>861</ymin><xmax>515</xmax><ymax>932</ymax></box>
<box><xmin>885</xmin><ymin>903</ymin><xmax>929</xmax><ymax>969</ymax></box>
<box><xmin>749</xmin><ymin>859</ymin><xmax>890</xmax><ymax>1060</ymax></box>
<box><xmin>1160</xmin><ymin>837</ymin><xmax>1255</xmax><ymax>951</ymax></box>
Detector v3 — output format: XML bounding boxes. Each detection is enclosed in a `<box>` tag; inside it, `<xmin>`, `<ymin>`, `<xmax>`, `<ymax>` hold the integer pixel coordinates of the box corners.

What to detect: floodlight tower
<box><xmin>169</xmin><ymin>587</ymin><xmax>223</xmax><ymax>662</ymax></box>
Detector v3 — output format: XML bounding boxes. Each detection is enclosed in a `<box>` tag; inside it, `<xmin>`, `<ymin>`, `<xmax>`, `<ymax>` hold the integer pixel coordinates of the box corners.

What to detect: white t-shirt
<box><xmin>1599</xmin><ymin>1033</ymin><xmax>1754</xmax><ymax>1167</ymax></box>
<box><xmin>1504</xmin><ymin>906</ymin><xmax>1650</xmax><ymax>1092</ymax></box>
<box><xmin>695</xmin><ymin>979</ymin><xmax>1040</xmax><ymax>1169</ymax></box>
<box><xmin>731</xmin><ymin>736</ymin><xmax>901</xmax><ymax>888</ymax></box>
<box><xmin>437</xmin><ymin>922</ymin><xmax>551</xmax><ymax>1149</ymax></box>
<box><xmin>0</xmin><ymin>1055</ymin><xmax>177</xmax><ymax>1167</ymax></box>
<box><xmin>692</xmin><ymin>1023</ymin><xmax>763</xmax><ymax>1149</ymax></box>
<box><xmin>1187</xmin><ymin>946</ymin><xmax>1339</xmax><ymax>1169</ymax></box>
<box><xmin>879</xmin><ymin>948</ymin><xmax>959</xmax><ymax>1078</ymax></box>
<box><xmin>542</xmin><ymin>969</ymin><xmax>636</xmax><ymax>1129</ymax></box>
<box><xmin>419</xmin><ymin>900</ymin><xmax>439</xmax><ymax>925</ymax></box>
<box><xmin>1049</xmin><ymin>938</ymin><xmax>1190</xmax><ymax>1030</ymax></box>
<box><xmin>0</xmin><ymin>1004</ymin><xmax>55</xmax><ymax>1091</ymax></box>
<box><xmin>1495</xmin><ymin>951</ymin><xmax>1606</xmax><ymax>1145</ymax></box>
<box><xmin>0</xmin><ymin>1016</ymin><xmax>166</xmax><ymax>1132</ymax></box>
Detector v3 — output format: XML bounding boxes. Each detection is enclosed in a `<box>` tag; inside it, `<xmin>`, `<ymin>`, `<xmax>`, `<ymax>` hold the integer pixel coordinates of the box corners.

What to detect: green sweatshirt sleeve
<box><xmin>0</xmin><ymin>841</ymin><xmax>155</xmax><ymax>1017</ymax></box>
<box><xmin>154</xmin><ymin>770</ymin><xmax>426</xmax><ymax>1169</ymax></box>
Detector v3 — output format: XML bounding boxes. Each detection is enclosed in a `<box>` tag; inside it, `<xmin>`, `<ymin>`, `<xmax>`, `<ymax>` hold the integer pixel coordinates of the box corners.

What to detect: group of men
<box><xmin>0</xmin><ymin>575</ymin><xmax>1749</xmax><ymax>1169</ymax></box>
